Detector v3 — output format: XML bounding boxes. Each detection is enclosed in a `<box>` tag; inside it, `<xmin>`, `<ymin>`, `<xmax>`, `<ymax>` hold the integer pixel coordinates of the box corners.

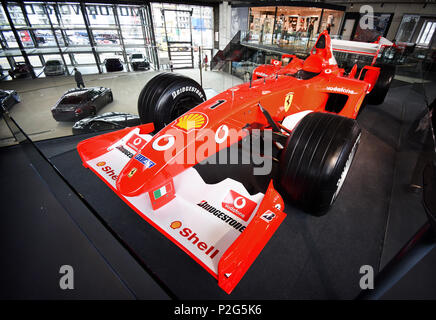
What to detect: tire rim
<box><xmin>330</xmin><ymin>133</ymin><xmax>361</xmax><ymax>205</ymax></box>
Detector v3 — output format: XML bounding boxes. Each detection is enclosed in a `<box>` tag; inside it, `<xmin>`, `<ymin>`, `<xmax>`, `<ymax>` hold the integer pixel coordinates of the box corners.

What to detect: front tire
<box><xmin>137</xmin><ymin>73</ymin><xmax>206</xmax><ymax>131</ymax></box>
<box><xmin>279</xmin><ymin>112</ymin><xmax>361</xmax><ymax>215</ymax></box>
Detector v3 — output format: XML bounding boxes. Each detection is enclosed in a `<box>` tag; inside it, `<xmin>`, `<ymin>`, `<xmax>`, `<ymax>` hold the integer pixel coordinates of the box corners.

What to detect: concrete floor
<box><xmin>0</xmin><ymin>69</ymin><xmax>242</xmax><ymax>147</ymax></box>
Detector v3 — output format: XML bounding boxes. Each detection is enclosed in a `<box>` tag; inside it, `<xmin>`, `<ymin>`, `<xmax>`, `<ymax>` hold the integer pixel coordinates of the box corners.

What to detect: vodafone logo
<box><xmin>126</xmin><ymin>134</ymin><xmax>147</xmax><ymax>152</ymax></box>
<box><xmin>233</xmin><ymin>197</ymin><xmax>246</xmax><ymax>209</ymax></box>
<box><xmin>222</xmin><ymin>190</ymin><xmax>257</xmax><ymax>222</ymax></box>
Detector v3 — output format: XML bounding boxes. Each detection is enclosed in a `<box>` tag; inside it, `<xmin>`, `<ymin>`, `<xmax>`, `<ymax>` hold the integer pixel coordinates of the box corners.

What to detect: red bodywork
<box><xmin>77</xmin><ymin>31</ymin><xmax>379</xmax><ymax>293</ymax></box>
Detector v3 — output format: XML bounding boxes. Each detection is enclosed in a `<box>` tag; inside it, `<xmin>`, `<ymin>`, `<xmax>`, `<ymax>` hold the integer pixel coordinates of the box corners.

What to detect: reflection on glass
<box><xmin>0</xmin><ymin>6</ymin><xmax>10</xmax><ymax>29</ymax></box>
<box><xmin>3</xmin><ymin>30</ymin><xmax>18</xmax><ymax>48</ymax></box>
<box><xmin>58</xmin><ymin>3</ymin><xmax>86</xmax><ymax>28</ymax></box>
<box><xmin>65</xmin><ymin>30</ymin><xmax>90</xmax><ymax>46</ymax></box>
<box><xmin>7</xmin><ymin>4</ymin><xmax>27</xmax><ymax>26</ymax></box>
<box><xmin>117</xmin><ymin>6</ymin><xmax>142</xmax><ymax>26</ymax></box>
<box><xmin>25</xmin><ymin>3</ymin><xmax>50</xmax><ymax>27</ymax></box>
<box><xmin>93</xmin><ymin>30</ymin><xmax>119</xmax><ymax>45</ymax></box>
<box><xmin>34</xmin><ymin>30</ymin><xmax>56</xmax><ymax>47</ymax></box>
<box><xmin>86</xmin><ymin>4</ymin><xmax>115</xmax><ymax>27</ymax></box>
<box><xmin>396</xmin><ymin>15</ymin><xmax>420</xmax><ymax>43</ymax></box>
<box><xmin>247</xmin><ymin>6</ymin><xmax>343</xmax><ymax>50</ymax></box>
<box><xmin>27</xmin><ymin>55</ymin><xmax>42</xmax><ymax>67</ymax></box>
<box><xmin>248</xmin><ymin>6</ymin><xmax>276</xmax><ymax>44</ymax></box>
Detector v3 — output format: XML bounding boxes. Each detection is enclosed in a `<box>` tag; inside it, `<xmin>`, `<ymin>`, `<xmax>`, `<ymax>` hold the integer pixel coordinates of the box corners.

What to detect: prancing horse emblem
<box><xmin>128</xmin><ymin>167</ymin><xmax>137</xmax><ymax>178</ymax></box>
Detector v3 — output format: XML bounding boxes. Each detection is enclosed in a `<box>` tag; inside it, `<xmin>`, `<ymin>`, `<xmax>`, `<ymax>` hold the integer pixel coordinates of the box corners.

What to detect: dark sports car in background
<box><xmin>0</xmin><ymin>90</ymin><xmax>20</xmax><ymax>114</ymax></box>
<box><xmin>51</xmin><ymin>87</ymin><xmax>113</xmax><ymax>121</ymax></box>
<box><xmin>72</xmin><ymin>112</ymin><xmax>140</xmax><ymax>135</ymax></box>
<box><xmin>8</xmin><ymin>62</ymin><xmax>33</xmax><ymax>79</ymax></box>
<box><xmin>104</xmin><ymin>58</ymin><xmax>124</xmax><ymax>72</ymax></box>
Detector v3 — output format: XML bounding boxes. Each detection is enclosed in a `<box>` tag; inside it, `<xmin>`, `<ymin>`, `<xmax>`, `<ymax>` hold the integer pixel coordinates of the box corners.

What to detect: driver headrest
<box><xmin>302</xmin><ymin>54</ymin><xmax>323</xmax><ymax>74</ymax></box>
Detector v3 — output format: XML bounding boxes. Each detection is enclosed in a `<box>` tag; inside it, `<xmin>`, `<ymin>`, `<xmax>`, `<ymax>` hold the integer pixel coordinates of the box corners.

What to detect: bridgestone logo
<box><xmin>172</xmin><ymin>86</ymin><xmax>205</xmax><ymax>100</ymax></box>
<box><xmin>197</xmin><ymin>200</ymin><xmax>246</xmax><ymax>233</ymax></box>
<box><xmin>326</xmin><ymin>86</ymin><xmax>357</xmax><ymax>95</ymax></box>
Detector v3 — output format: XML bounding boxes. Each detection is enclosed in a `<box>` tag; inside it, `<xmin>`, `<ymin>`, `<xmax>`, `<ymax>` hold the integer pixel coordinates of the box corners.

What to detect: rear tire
<box><xmin>366</xmin><ymin>63</ymin><xmax>395</xmax><ymax>105</ymax></box>
<box><xmin>137</xmin><ymin>72</ymin><xmax>206</xmax><ymax>131</ymax></box>
<box><xmin>279</xmin><ymin>112</ymin><xmax>361</xmax><ymax>215</ymax></box>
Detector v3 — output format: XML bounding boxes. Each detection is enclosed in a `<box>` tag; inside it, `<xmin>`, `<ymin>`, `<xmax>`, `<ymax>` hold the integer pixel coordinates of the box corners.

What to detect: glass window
<box><xmin>93</xmin><ymin>30</ymin><xmax>119</xmax><ymax>45</ymax></box>
<box><xmin>7</xmin><ymin>4</ymin><xmax>27</xmax><ymax>27</ymax></box>
<box><xmin>2</xmin><ymin>31</ymin><xmax>18</xmax><ymax>48</ymax></box>
<box><xmin>395</xmin><ymin>15</ymin><xmax>420</xmax><ymax>43</ymax></box>
<box><xmin>43</xmin><ymin>54</ymin><xmax>70</xmax><ymax>65</ymax></box>
<box><xmin>45</xmin><ymin>4</ymin><xmax>59</xmax><ymax>25</ymax></box>
<box><xmin>417</xmin><ymin>20</ymin><xmax>436</xmax><ymax>47</ymax></box>
<box><xmin>65</xmin><ymin>30</ymin><xmax>90</xmax><ymax>46</ymax></box>
<box><xmin>320</xmin><ymin>9</ymin><xmax>344</xmax><ymax>36</ymax></box>
<box><xmin>34</xmin><ymin>29</ymin><xmax>56</xmax><ymax>47</ymax></box>
<box><xmin>18</xmin><ymin>30</ymin><xmax>34</xmax><ymax>47</ymax></box>
<box><xmin>0</xmin><ymin>57</ymin><xmax>11</xmax><ymax>70</ymax></box>
<box><xmin>86</xmin><ymin>4</ymin><xmax>116</xmax><ymax>27</ymax></box>
<box><xmin>248</xmin><ymin>7</ymin><xmax>276</xmax><ymax>45</ymax></box>
<box><xmin>60</xmin><ymin>94</ymin><xmax>87</xmax><ymax>105</ymax></box>
<box><xmin>13</xmin><ymin>56</ymin><xmax>25</xmax><ymax>63</ymax></box>
<box><xmin>117</xmin><ymin>6</ymin><xmax>142</xmax><ymax>26</ymax></box>
<box><xmin>354</xmin><ymin>13</ymin><xmax>392</xmax><ymax>42</ymax></box>
<box><xmin>57</xmin><ymin>3</ymin><xmax>86</xmax><ymax>28</ymax></box>
<box><xmin>25</xmin><ymin>3</ymin><xmax>49</xmax><ymax>27</ymax></box>
<box><xmin>71</xmin><ymin>53</ymin><xmax>94</xmax><ymax>65</ymax></box>
<box><xmin>0</xmin><ymin>6</ymin><xmax>11</xmax><ymax>29</ymax></box>
<box><xmin>54</xmin><ymin>30</ymin><xmax>66</xmax><ymax>46</ymax></box>
<box><xmin>100</xmin><ymin>52</ymin><xmax>124</xmax><ymax>63</ymax></box>
<box><xmin>28</xmin><ymin>55</ymin><xmax>42</xmax><ymax>67</ymax></box>
<box><xmin>121</xmin><ymin>25</ymin><xmax>143</xmax><ymax>44</ymax></box>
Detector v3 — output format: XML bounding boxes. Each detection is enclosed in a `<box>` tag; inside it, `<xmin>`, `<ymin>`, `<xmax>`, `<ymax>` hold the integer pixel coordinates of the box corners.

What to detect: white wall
<box><xmin>344</xmin><ymin>3</ymin><xmax>436</xmax><ymax>40</ymax></box>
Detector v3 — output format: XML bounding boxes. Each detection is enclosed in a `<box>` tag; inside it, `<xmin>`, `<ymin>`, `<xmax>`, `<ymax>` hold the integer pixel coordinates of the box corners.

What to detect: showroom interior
<box><xmin>1</xmin><ymin>0</ymin><xmax>436</xmax><ymax>300</ymax></box>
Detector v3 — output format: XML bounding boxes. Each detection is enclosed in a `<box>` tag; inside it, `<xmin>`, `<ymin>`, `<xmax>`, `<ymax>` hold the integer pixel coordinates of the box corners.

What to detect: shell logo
<box><xmin>173</xmin><ymin>113</ymin><xmax>208</xmax><ymax>132</ymax></box>
<box><xmin>170</xmin><ymin>221</ymin><xmax>182</xmax><ymax>229</ymax></box>
<box><xmin>96</xmin><ymin>161</ymin><xmax>106</xmax><ymax>167</ymax></box>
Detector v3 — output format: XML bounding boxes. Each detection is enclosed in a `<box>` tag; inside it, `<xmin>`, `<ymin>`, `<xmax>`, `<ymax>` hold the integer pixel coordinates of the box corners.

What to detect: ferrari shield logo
<box><xmin>284</xmin><ymin>92</ymin><xmax>294</xmax><ymax>112</ymax></box>
<box><xmin>128</xmin><ymin>167</ymin><xmax>137</xmax><ymax>178</ymax></box>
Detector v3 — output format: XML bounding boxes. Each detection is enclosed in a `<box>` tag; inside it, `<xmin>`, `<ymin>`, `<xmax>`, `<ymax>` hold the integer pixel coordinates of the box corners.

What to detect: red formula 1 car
<box><xmin>77</xmin><ymin>31</ymin><xmax>394</xmax><ymax>294</ymax></box>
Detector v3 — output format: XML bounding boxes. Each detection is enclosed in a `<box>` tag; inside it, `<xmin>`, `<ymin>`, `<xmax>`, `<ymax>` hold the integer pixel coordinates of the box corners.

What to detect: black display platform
<box><xmin>34</xmin><ymin>80</ymin><xmax>434</xmax><ymax>299</ymax></box>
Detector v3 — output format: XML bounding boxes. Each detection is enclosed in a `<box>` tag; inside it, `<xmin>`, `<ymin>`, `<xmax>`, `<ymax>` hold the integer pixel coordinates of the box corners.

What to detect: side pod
<box><xmin>217</xmin><ymin>180</ymin><xmax>286</xmax><ymax>294</ymax></box>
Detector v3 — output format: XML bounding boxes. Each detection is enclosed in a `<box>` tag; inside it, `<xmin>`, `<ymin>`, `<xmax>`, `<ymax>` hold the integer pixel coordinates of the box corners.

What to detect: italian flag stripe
<box><xmin>153</xmin><ymin>186</ymin><xmax>167</xmax><ymax>199</ymax></box>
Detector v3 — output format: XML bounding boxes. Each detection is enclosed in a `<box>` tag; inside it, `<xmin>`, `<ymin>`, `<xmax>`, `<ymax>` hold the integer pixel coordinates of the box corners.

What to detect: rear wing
<box><xmin>331</xmin><ymin>37</ymin><xmax>393</xmax><ymax>65</ymax></box>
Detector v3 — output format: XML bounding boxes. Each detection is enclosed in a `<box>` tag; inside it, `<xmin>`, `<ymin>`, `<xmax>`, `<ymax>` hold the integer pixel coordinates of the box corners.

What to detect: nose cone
<box><xmin>115</xmin><ymin>136</ymin><xmax>181</xmax><ymax>197</ymax></box>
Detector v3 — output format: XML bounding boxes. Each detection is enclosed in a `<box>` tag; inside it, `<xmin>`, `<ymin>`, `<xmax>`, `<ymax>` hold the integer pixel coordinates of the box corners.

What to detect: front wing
<box><xmin>77</xmin><ymin>125</ymin><xmax>286</xmax><ymax>294</ymax></box>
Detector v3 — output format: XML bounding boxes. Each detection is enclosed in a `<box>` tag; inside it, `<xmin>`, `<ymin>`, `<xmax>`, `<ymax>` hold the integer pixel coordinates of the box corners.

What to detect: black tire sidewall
<box><xmin>137</xmin><ymin>73</ymin><xmax>205</xmax><ymax>130</ymax></box>
<box><xmin>154</xmin><ymin>82</ymin><xmax>206</xmax><ymax>128</ymax></box>
<box><xmin>280</xmin><ymin>113</ymin><xmax>361</xmax><ymax>215</ymax></box>
<box><xmin>367</xmin><ymin>63</ymin><xmax>395</xmax><ymax>105</ymax></box>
